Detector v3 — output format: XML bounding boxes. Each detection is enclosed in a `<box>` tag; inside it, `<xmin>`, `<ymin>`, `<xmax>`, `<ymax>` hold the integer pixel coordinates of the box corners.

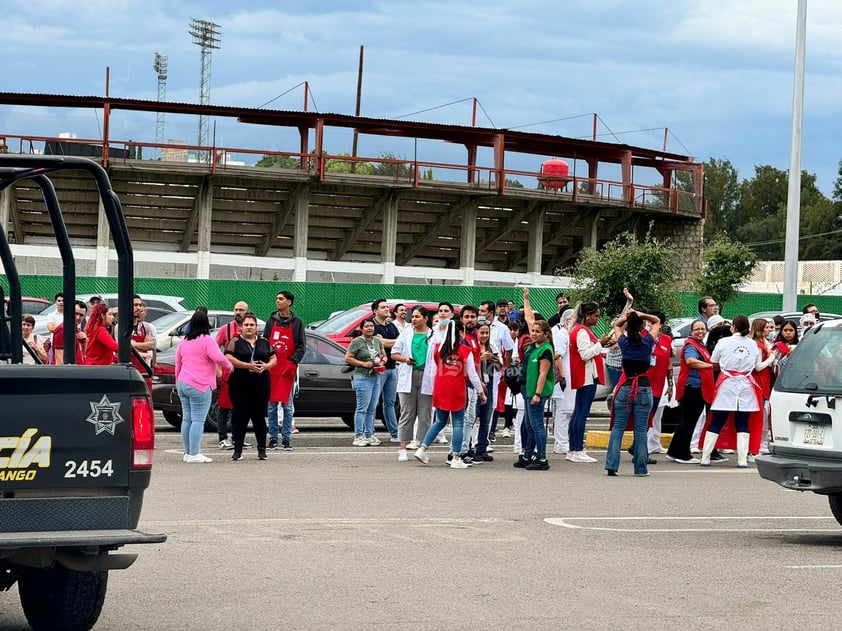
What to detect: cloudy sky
<box><xmin>2</xmin><ymin>0</ymin><xmax>841</xmax><ymax>192</ymax></box>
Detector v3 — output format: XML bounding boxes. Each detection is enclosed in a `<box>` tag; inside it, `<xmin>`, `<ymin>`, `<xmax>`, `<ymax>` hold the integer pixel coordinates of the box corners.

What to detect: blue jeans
<box><xmin>569</xmin><ymin>383</ymin><xmax>597</xmax><ymax>452</ymax></box>
<box><xmin>524</xmin><ymin>395</ymin><xmax>548</xmax><ymax>460</ymax></box>
<box><xmin>177</xmin><ymin>381</ymin><xmax>212</xmax><ymax>455</ymax></box>
<box><xmin>380</xmin><ymin>368</ymin><xmax>398</xmax><ymax>438</ymax></box>
<box><xmin>353</xmin><ymin>373</ymin><xmax>382</xmax><ymax>437</ymax></box>
<box><xmin>422</xmin><ymin>407</ymin><xmax>465</xmax><ymax>455</ymax></box>
<box><xmin>475</xmin><ymin>394</ymin><xmax>494</xmax><ymax>455</ymax></box>
<box><xmin>605</xmin><ymin>384</ymin><xmax>653</xmax><ymax>474</ymax></box>
<box><xmin>268</xmin><ymin>399</ymin><xmax>295</xmax><ymax>442</ymax></box>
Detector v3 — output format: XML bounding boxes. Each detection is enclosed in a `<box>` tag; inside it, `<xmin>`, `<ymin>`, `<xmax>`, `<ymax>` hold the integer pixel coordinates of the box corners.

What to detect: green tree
<box><xmin>565</xmin><ymin>226</ymin><xmax>682</xmax><ymax>318</ymax></box>
<box><xmin>255</xmin><ymin>154</ymin><xmax>301</xmax><ymax>169</ymax></box>
<box><xmin>693</xmin><ymin>238</ymin><xmax>757</xmax><ymax>313</ymax></box>
<box><xmin>702</xmin><ymin>157</ymin><xmax>740</xmax><ymax>243</ymax></box>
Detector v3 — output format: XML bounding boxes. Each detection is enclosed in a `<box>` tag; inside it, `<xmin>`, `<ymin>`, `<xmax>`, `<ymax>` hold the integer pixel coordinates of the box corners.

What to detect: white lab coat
<box><xmin>710</xmin><ymin>333</ymin><xmax>761</xmax><ymax>412</ymax></box>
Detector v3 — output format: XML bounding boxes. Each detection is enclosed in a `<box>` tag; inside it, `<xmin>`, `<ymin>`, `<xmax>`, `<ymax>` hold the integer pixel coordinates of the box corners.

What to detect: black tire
<box><xmin>829</xmin><ymin>493</ymin><xmax>842</xmax><ymax>527</ymax></box>
<box><xmin>18</xmin><ymin>565</ymin><xmax>108</xmax><ymax>631</ymax></box>
<box><xmin>341</xmin><ymin>414</ymin><xmax>354</xmax><ymax>429</ymax></box>
<box><xmin>203</xmin><ymin>402</ymin><xmax>219</xmax><ymax>433</ymax></box>
<box><xmin>162</xmin><ymin>410</ymin><xmax>182</xmax><ymax>429</ymax></box>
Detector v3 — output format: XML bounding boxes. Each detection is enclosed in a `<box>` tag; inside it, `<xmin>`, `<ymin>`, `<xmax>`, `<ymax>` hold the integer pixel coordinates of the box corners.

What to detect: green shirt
<box><xmin>526</xmin><ymin>341</ymin><xmax>555</xmax><ymax>397</ymax></box>
<box><xmin>411</xmin><ymin>332</ymin><xmax>429</xmax><ymax>371</ymax></box>
<box><xmin>347</xmin><ymin>335</ymin><xmax>385</xmax><ymax>377</ymax></box>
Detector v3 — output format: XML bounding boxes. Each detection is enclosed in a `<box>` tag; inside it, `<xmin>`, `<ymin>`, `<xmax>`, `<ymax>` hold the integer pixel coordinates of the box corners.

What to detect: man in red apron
<box><xmin>130</xmin><ymin>295</ymin><xmax>156</xmax><ymax>395</ymax></box>
<box><xmin>264</xmin><ymin>291</ymin><xmax>306</xmax><ymax>450</ymax></box>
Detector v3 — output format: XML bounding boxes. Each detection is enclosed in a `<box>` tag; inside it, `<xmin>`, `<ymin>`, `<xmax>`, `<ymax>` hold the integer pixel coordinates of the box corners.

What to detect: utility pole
<box><xmin>153</xmin><ymin>52</ymin><xmax>168</xmax><ymax>158</ymax></box>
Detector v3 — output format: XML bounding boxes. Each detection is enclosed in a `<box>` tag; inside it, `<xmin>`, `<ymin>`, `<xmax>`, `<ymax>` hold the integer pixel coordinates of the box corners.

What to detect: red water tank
<box><xmin>539</xmin><ymin>159</ymin><xmax>570</xmax><ymax>190</ymax></box>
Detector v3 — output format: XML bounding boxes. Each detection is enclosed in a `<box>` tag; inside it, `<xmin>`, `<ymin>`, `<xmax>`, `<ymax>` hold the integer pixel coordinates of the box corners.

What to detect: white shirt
<box><xmin>576</xmin><ymin>327</ymin><xmax>604</xmax><ymax>384</ymax></box>
<box><xmin>551</xmin><ymin>324</ymin><xmax>575</xmax><ymax>409</ymax></box>
<box><xmin>710</xmin><ymin>333</ymin><xmax>760</xmax><ymax>412</ymax></box>
<box><xmin>490</xmin><ymin>319</ymin><xmax>515</xmax><ymax>356</ymax></box>
<box><xmin>392</xmin><ymin>327</ymin><xmax>436</xmax><ymax>395</ymax></box>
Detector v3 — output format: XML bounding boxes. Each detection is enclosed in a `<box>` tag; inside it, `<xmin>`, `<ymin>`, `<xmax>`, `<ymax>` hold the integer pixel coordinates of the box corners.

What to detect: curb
<box><xmin>586</xmin><ymin>431</ymin><xmax>673</xmax><ymax>450</ymax></box>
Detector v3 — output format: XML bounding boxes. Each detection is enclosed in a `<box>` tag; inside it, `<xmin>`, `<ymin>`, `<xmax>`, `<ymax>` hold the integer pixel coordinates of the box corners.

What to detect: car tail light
<box><xmin>132</xmin><ymin>396</ymin><xmax>155</xmax><ymax>469</ymax></box>
<box><xmin>154</xmin><ymin>363</ymin><xmax>175</xmax><ymax>376</ymax></box>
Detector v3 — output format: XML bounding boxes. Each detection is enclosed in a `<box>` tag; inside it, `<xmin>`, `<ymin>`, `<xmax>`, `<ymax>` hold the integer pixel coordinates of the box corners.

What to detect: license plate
<box><xmin>803</xmin><ymin>424</ymin><xmax>826</xmax><ymax>446</ymax></box>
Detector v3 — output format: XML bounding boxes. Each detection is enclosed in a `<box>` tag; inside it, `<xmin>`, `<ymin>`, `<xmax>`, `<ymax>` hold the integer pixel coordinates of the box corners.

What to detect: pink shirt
<box><xmin>176</xmin><ymin>335</ymin><xmax>233</xmax><ymax>392</ymax></box>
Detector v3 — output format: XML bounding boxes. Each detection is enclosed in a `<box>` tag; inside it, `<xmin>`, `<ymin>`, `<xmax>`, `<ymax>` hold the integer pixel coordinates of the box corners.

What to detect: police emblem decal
<box><xmin>86</xmin><ymin>395</ymin><xmax>125</xmax><ymax>435</ymax></box>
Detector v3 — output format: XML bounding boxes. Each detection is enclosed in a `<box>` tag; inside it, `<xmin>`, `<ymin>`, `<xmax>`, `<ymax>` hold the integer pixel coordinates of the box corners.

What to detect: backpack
<box><xmin>503</xmin><ymin>360</ymin><xmax>523</xmax><ymax>395</ymax></box>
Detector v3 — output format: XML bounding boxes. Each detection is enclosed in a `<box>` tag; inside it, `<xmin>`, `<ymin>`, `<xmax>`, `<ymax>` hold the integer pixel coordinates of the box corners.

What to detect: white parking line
<box><xmin>544</xmin><ymin>515</ymin><xmax>839</xmax><ymax>532</ymax></box>
<box><xmin>785</xmin><ymin>565</ymin><xmax>842</xmax><ymax>569</ymax></box>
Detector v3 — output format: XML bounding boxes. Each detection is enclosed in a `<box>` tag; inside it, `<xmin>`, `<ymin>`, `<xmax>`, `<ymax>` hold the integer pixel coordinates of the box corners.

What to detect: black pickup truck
<box><xmin>0</xmin><ymin>156</ymin><xmax>165</xmax><ymax>630</ymax></box>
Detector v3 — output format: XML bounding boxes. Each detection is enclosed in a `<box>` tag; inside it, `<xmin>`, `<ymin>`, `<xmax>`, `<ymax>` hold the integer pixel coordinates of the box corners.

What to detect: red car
<box><xmin>4</xmin><ymin>296</ymin><xmax>51</xmax><ymax>315</ymax></box>
<box><xmin>312</xmin><ymin>300</ymin><xmax>463</xmax><ymax>347</ymax></box>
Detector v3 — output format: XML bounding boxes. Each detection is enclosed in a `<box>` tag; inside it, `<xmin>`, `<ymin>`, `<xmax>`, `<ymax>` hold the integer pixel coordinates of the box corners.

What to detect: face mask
<box><xmin>438</xmin><ymin>318</ymin><xmax>450</xmax><ymax>329</ymax></box>
<box><xmin>767</xmin><ymin>330</ymin><xmax>777</xmax><ymax>341</ymax></box>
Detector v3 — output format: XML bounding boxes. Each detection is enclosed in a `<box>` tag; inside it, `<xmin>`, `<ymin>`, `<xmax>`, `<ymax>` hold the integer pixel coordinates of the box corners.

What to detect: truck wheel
<box><xmin>162</xmin><ymin>410</ymin><xmax>182</xmax><ymax>429</ymax></box>
<box><xmin>341</xmin><ymin>414</ymin><xmax>354</xmax><ymax>428</ymax></box>
<box><xmin>204</xmin><ymin>402</ymin><xmax>219</xmax><ymax>433</ymax></box>
<box><xmin>828</xmin><ymin>493</ymin><xmax>842</xmax><ymax>527</ymax></box>
<box><xmin>18</xmin><ymin>565</ymin><xmax>108</xmax><ymax>631</ymax></box>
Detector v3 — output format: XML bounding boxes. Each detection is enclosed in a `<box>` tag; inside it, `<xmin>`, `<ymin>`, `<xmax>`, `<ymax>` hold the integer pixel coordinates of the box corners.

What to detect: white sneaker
<box><xmin>487</xmin><ymin>446</ymin><xmax>494</xmax><ymax>453</ymax></box>
<box><xmin>569</xmin><ymin>451</ymin><xmax>597</xmax><ymax>463</ymax></box>
<box><xmin>436</xmin><ymin>435</ymin><xmax>449</xmax><ymax>444</ymax></box>
<box><xmin>407</xmin><ymin>440</ymin><xmax>420</xmax><ymax>450</ymax></box>
<box><xmin>565</xmin><ymin>451</ymin><xmax>575</xmax><ymax>461</ymax></box>
<box><xmin>450</xmin><ymin>458</ymin><xmax>470</xmax><ymax>469</ymax></box>
<box><xmin>398</xmin><ymin>449</ymin><xmax>408</xmax><ymax>462</ymax></box>
<box><xmin>654</xmin><ymin>447</ymin><xmax>668</xmax><ymax>454</ymax></box>
<box><xmin>367</xmin><ymin>435</ymin><xmax>382</xmax><ymax>446</ymax></box>
<box><xmin>690</xmin><ymin>447</ymin><xmax>701</xmax><ymax>454</ymax></box>
<box><xmin>501</xmin><ymin>428</ymin><xmax>511</xmax><ymax>438</ymax></box>
<box><xmin>184</xmin><ymin>453</ymin><xmax>212</xmax><ymax>463</ymax></box>
<box><xmin>413</xmin><ymin>448</ymin><xmax>429</xmax><ymax>465</ymax></box>
<box><xmin>352</xmin><ymin>436</ymin><xmax>368</xmax><ymax>447</ymax></box>
<box><xmin>390</xmin><ymin>437</ymin><xmax>400</xmax><ymax>443</ymax></box>
<box><xmin>747</xmin><ymin>454</ymin><xmax>756</xmax><ymax>463</ymax></box>
<box><xmin>219</xmin><ymin>439</ymin><xmax>233</xmax><ymax>450</ymax></box>
<box><xmin>553</xmin><ymin>446</ymin><xmax>569</xmax><ymax>454</ymax></box>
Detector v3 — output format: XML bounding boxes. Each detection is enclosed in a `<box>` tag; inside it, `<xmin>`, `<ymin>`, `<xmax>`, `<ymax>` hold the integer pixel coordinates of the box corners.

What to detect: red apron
<box><xmin>608</xmin><ymin>372</ymin><xmax>653</xmax><ymax>431</ymax></box>
<box><xmin>131</xmin><ymin>323</ymin><xmax>152</xmax><ymax>394</ymax></box>
<box><xmin>569</xmin><ymin>324</ymin><xmax>605</xmax><ymax>389</ymax></box>
<box><xmin>699</xmin><ymin>368</ymin><xmax>763</xmax><ymax>452</ymax></box>
<box><xmin>268</xmin><ymin>322</ymin><xmax>297</xmax><ymax>404</ymax></box>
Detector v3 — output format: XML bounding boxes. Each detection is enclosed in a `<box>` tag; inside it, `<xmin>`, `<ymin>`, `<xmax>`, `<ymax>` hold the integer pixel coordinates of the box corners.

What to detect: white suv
<box><xmin>756</xmin><ymin>319</ymin><xmax>842</xmax><ymax>525</ymax></box>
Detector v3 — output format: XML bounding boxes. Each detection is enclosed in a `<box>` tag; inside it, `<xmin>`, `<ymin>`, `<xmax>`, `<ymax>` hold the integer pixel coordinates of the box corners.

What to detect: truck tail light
<box><xmin>154</xmin><ymin>363</ymin><xmax>175</xmax><ymax>376</ymax></box>
<box><xmin>132</xmin><ymin>396</ymin><xmax>155</xmax><ymax>469</ymax></box>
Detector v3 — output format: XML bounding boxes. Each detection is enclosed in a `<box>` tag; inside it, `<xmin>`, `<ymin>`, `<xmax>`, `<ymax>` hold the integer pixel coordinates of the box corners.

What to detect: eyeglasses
<box><xmin>705</xmin><ymin>302</ymin><xmax>717</xmax><ymax>308</ymax></box>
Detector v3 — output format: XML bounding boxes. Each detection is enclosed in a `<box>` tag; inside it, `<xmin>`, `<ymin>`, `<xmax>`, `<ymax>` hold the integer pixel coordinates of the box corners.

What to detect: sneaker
<box><xmin>436</xmin><ymin>435</ymin><xmax>449</xmax><ymax>444</ymax></box>
<box><xmin>475</xmin><ymin>453</ymin><xmax>494</xmax><ymax>462</ymax></box>
<box><xmin>654</xmin><ymin>447</ymin><xmax>668</xmax><ymax>454</ymax></box>
<box><xmin>525</xmin><ymin>458</ymin><xmax>550</xmax><ymax>470</ymax></box>
<box><xmin>747</xmin><ymin>453</ymin><xmax>757</xmax><ymax>463</ymax></box>
<box><xmin>501</xmin><ymin>428</ymin><xmax>511</xmax><ymax>438</ymax></box>
<box><xmin>282</xmin><ymin>440</ymin><xmax>293</xmax><ymax>451</ymax></box>
<box><xmin>352</xmin><ymin>436</ymin><xmax>368</xmax><ymax>447</ymax></box>
<box><xmin>513</xmin><ymin>455</ymin><xmax>532</xmax><ymax>468</ymax></box>
<box><xmin>219</xmin><ymin>439</ymin><xmax>234</xmax><ymax>450</ymax></box>
<box><xmin>231</xmin><ymin>452</ymin><xmax>243</xmax><ymax>461</ymax></box>
<box><xmin>606</xmin><ymin>469</ymin><xmax>618</xmax><ymax>476</ymax></box>
<box><xmin>291</xmin><ymin>427</ymin><xmax>299</xmax><ymax>434</ymax></box>
<box><xmin>413</xmin><ymin>448</ymin><xmax>429</xmax><ymax>465</ymax></box>
<box><xmin>398</xmin><ymin>449</ymin><xmax>408</xmax><ymax>462</ymax></box>
<box><xmin>719</xmin><ymin>449</ymin><xmax>735</xmax><ymax>454</ymax></box>
<box><xmin>569</xmin><ymin>452</ymin><xmax>598</xmax><ymax>463</ymax></box>
<box><xmin>450</xmin><ymin>458</ymin><xmax>470</xmax><ymax>469</ymax></box>
<box><xmin>462</xmin><ymin>455</ymin><xmax>477</xmax><ymax>465</ymax></box>
<box><xmin>390</xmin><ymin>437</ymin><xmax>400</xmax><ymax>443</ymax></box>
<box><xmin>268</xmin><ymin>439</ymin><xmax>278</xmax><ymax>450</ymax></box>
<box><xmin>666</xmin><ymin>455</ymin><xmax>701</xmax><ymax>464</ymax></box>
<box><xmin>489</xmin><ymin>433</ymin><xmax>496</xmax><ymax>443</ymax></box>
<box><xmin>487</xmin><ymin>446</ymin><xmax>494</xmax><ymax>453</ymax></box>
<box><xmin>258</xmin><ymin>450</ymin><xmax>267</xmax><ymax>461</ymax></box>
<box><xmin>243</xmin><ymin>441</ymin><xmax>253</xmax><ymax>449</ymax></box>
<box><xmin>634</xmin><ymin>472</ymin><xmax>650</xmax><ymax>477</ymax></box>
<box><xmin>407</xmin><ymin>440</ymin><xmax>421</xmax><ymax>450</ymax></box>
<box><xmin>184</xmin><ymin>453</ymin><xmax>212</xmax><ymax>463</ymax></box>
<box><xmin>690</xmin><ymin>447</ymin><xmax>701</xmax><ymax>454</ymax></box>
<box><xmin>565</xmin><ymin>452</ymin><xmax>574</xmax><ymax>461</ymax></box>
<box><xmin>367</xmin><ymin>435</ymin><xmax>382</xmax><ymax>446</ymax></box>
<box><xmin>553</xmin><ymin>446</ymin><xmax>569</xmax><ymax>454</ymax></box>
<box><xmin>710</xmin><ymin>451</ymin><xmax>728</xmax><ymax>463</ymax></box>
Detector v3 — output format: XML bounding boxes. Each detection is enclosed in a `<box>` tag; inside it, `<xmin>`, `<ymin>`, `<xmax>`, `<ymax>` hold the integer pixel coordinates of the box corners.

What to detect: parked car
<box><xmin>666</xmin><ymin>316</ymin><xmax>697</xmax><ymax>364</ymax></box>
<box><xmin>151</xmin><ymin>330</ymin><xmax>356</xmax><ymax>431</ymax></box>
<box><xmin>34</xmin><ymin>293</ymin><xmax>188</xmax><ymax>327</ymax></box>
<box><xmin>313</xmin><ymin>299</ymin><xmax>462</xmax><ymax>347</ymax></box>
<box><xmin>149</xmin><ymin>310</ymin><xmax>266</xmax><ymax>352</ymax></box>
<box><xmin>756</xmin><ymin>318</ymin><xmax>842</xmax><ymax>525</ymax></box>
<box><xmin>4</xmin><ymin>296</ymin><xmax>51</xmax><ymax>315</ymax></box>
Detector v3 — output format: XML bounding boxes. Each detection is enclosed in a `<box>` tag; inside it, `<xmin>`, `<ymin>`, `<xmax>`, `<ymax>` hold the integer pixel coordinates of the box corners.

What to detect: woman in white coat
<box><xmin>701</xmin><ymin>315</ymin><xmax>761</xmax><ymax>468</ymax></box>
<box><xmin>391</xmin><ymin>306</ymin><xmax>437</xmax><ymax>461</ymax></box>
<box><xmin>550</xmin><ymin>309</ymin><xmax>575</xmax><ymax>454</ymax></box>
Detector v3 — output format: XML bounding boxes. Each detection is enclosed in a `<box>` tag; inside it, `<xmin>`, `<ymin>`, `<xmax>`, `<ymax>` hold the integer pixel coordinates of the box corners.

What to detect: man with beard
<box><xmin>547</xmin><ymin>292</ymin><xmax>570</xmax><ymax>328</ymax></box>
<box><xmin>130</xmin><ymin>295</ymin><xmax>157</xmax><ymax>394</ymax></box>
<box><xmin>264</xmin><ymin>291</ymin><xmax>306</xmax><ymax>451</ymax></box>
<box><xmin>215</xmin><ymin>301</ymin><xmax>249</xmax><ymax>449</ymax></box>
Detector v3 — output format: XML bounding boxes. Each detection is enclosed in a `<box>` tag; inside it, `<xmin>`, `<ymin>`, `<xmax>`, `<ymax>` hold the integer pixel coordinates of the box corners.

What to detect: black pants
<box><xmin>229</xmin><ymin>376</ymin><xmax>270</xmax><ymax>452</ymax></box>
<box><xmin>667</xmin><ymin>386</ymin><xmax>707</xmax><ymax>460</ymax></box>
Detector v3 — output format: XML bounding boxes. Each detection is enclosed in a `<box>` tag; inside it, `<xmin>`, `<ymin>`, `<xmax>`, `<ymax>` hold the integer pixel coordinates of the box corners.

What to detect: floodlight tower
<box><xmin>189</xmin><ymin>18</ymin><xmax>221</xmax><ymax>161</ymax></box>
<box><xmin>153</xmin><ymin>52</ymin><xmax>168</xmax><ymax>157</ymax></box>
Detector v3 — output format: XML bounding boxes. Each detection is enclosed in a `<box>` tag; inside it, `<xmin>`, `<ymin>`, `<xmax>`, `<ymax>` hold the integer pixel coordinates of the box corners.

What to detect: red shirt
<box><xmin>51</xmin><ymin>323</ymin><xmax>85</xmax><ymax>364</ymax></box>
<box><xmin>85</xmin><ymin>327</ymin><xmax>118</xmax><ymax>365</ymax></box>
<box><xmin>432</xmin><ymin>344</ymin><xmax>472</xmax><ymax>412</ymax></box>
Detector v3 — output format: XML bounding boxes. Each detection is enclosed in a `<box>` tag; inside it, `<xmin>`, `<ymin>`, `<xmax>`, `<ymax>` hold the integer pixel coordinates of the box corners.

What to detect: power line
<box><xmin>742</xmin><ymin>226</ymin><xmax>842</xmax><ymax>248</ymax></box>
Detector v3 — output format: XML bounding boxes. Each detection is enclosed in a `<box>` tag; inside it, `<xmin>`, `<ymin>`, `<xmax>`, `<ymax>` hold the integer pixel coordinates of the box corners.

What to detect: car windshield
<box><xmin>312</xmin><ymin>306</ymin><xmax>370</xmax><ymax>334</ymax></box>
<box><xmin>776</xmin><ymin>323</ymin><xmax>842</xmax><ymax>394</ymax></box>
<box><xmin>149</xmin><ymin>311</ymin><xmax>190</xmax><ymax>330</ymax></box>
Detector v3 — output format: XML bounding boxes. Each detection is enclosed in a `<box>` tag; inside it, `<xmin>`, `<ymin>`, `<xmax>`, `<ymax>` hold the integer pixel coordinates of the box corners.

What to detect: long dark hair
<box><xmin>439</xmin><ymin>320</ymin><xmax>464</xmax><ymax>360</ymax></box>
<box><xmin>776</xmin><ymin>320</ymin><xmax>799</xmax><ymax>345</ymax></box>
<box><xmin>625</xmin><ymin>311</ymin><xmax>643</xmax><ymax>345</ymax></box>
<box><xmin>732</xmin><ymin>314</ymin><xmax>750</xmax><ymax>336</ymax></box>
<box><xmin>185</xmin><ymin>309</ymin><xmax>212</xmax><ymax>340</ymax></box>
<box><xmin>574</xmin><ymin>302</ymin><xmax>600</xmax><ymax>326</ymax></box>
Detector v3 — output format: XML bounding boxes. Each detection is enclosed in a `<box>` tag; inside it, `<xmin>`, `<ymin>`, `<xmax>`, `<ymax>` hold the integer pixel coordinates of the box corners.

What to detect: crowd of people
<box><xmin>22</xmin><ymin>289</ymin><xmax>826</xmax><ymax>473</ymax></box>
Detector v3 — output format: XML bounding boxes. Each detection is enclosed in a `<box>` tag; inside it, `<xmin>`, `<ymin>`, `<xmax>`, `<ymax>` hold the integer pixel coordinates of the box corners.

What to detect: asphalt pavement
<box><xmin>2</xmin><ymin>410</ymin><xmax>841</xmax><ymax>630</ymax></box>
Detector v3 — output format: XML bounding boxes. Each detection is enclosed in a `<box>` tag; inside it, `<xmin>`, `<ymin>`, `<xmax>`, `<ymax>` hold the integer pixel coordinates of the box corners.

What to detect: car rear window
<box><xmin>776</xmin><ymin>323</ymin><xmax>842</xmax><ymax>394</ymax></box>
<box><xmin>313</xmin><ymin>306</ymin><xmax>370</xmax><ymax>334</ymax></box>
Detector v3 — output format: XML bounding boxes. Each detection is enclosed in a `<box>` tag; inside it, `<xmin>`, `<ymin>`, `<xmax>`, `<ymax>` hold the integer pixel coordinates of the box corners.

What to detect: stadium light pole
<box><xmin>783</xmin><ymin>0</ymin><xmax>807</xmax><ymax>311</ymax></box>
<box><xmin>189</xmin><ymin>18</ymin><xmax>221</xmax><ymax>163</ymax></box>
<box><xmin>153</xmin><ymin>52</ymin><xmax>168</xmax><ymax>158</ymax></box>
